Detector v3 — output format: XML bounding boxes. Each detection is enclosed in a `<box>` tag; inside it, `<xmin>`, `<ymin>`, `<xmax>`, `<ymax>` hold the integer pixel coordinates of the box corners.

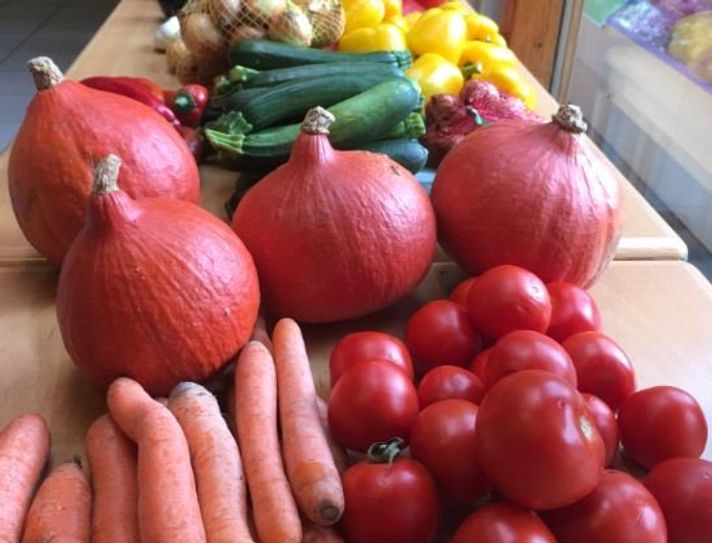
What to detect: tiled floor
<box><xmin>0</xmin><ymin>0</ymin><xmax>118</xmax><ymax>150</ymax></box>
<box><xmin>2</xmin><ymin>0</ymin><xmax>712</xmax><ymax>279</ymax></box>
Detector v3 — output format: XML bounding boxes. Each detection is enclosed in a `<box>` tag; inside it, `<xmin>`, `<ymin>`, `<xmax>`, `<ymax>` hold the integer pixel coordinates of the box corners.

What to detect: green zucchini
<box><xmin>228</xmin><ymin>39</ymin><xmax>413</xmax><ymax>71</ymax></box>
<box><xmin>380</xmin><ymin>113</ymin><xmax>426</xmax><ymax>140</ymax></box>
<box><xmin>220</xmin><ymin>62</ymin><xmax>404</xmax><ymax>91</ymax></box>
<box><xmin>214</xmin><ymin>73</ymin><xmax>403</xmax><ymax>131</ymax></box>
<box><xmin>359</xmin><ymin>139</ymin><xmax>429</xmax><ymax>174</ymax></box>
<box><xmin>206</xmin><ymin>77</ymin><xmax>421</xmax><ymax>161</ymax></box>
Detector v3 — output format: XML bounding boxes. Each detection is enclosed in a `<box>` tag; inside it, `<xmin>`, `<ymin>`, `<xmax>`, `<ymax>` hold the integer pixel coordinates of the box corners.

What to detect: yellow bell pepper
<box><xmin>385</xmin><ymin>14</ymin><xmax>409</xmax><ymax>33</ymax></box>
<box><xmin>407</xmin><ymin>8</ymin><xmax>468</xmax><ymax>63</ymax></box>
<box><xmin>343</xmin><ymin>0</ymin><xmax>385</xmax><ymax>35</ymax></box>
<box><xmin>383</xmin><ymin>0</ymin><xmax>402</xmax><ymax>19</ymax></box>
<box><xmin>439</xmin><ymin>1</ymin><xmax>472</xmax><ymax>14</ymax></box>
<box><xmin>339</xmin><ymin>23</ymin><xmax>407</xmax><ymax>52</ymax></box>
<box><xmin>403</xmin><ymin>11</ymin><xmax>422</xmax><ymax>29</ymax></box>
<box><xmin>459</xmin><ymin>40</ymin><xmax>517</xmax><ymax>75</ymax></box>
<box><xmin>406</xmin><ymin>52</ymin><xmax>464</xmax><ymax>102</ymax></box>
<box><xmin>464</xmin><ymin>13</ymin><xmax>500</xmax><ymax>42</ymax></box>
<box><xmin>470</xmin><ymin>64</ymin><xmax>536</xmax><ymax>109</ymax></box>
<box><xmin>490</xmin><ymin>33</ymin><xmax>507</xmax><ymax>47</ymax></box>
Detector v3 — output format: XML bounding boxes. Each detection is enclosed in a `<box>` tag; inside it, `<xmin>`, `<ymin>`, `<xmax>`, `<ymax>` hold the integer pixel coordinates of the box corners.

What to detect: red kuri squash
<box><xmin>56</xmin><ymin>154</ymin><xmax>259</xmax><ymax>395</ymax></box>
<box><xmin>232</xmin><ymin>107</ymin><xmax>436</xmax><ymax>323</ymax></box>
<box><xmin>431</xmin><ymin>104</ymin><xmax>621</xmax><ymax>287</ymax></box>
<box><xmin>8</xmin><ymin>57</ymin><xmax>200</xmax><ymax>265</ymax></box>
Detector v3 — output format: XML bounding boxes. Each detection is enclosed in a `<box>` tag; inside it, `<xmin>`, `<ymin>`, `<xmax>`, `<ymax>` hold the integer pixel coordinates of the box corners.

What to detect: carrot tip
<box><xmin>169</xmin><ymin>381</ymin><xmax>200</xmax><ymax>397</ymax></box>
<box><xmin>319</xmin><ymin>504</ymin><xmax>343</xmax><ymax>524</ymax></box>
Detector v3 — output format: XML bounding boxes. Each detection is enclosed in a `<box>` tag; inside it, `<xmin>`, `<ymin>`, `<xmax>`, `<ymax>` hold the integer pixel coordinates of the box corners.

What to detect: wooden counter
<box><xmin>2</xmin><ymin>260</ymin><xmax>711</xmax><ymax>465</ymax></box>
<box><xmin>0</xmin><ymin>0</ymin><xmax>687</xmax><ymax>265</ymax></box>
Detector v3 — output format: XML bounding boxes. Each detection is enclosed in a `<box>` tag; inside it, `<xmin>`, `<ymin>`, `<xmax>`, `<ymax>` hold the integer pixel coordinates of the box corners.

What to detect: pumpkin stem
<box><xmin>92</xmin><ymin>155</ymin><xmax>122</xmax><ymax>195</ymax></box>
<box><xmin>552</xmin><ymin>104</ymin><xmax>588</xmax><ymax>134</ymax></box>
<box><xmin>301</xmin><ymin>107</ymin><xmax>335</xmax><ymax>135</ymax></box>
<box><xmin>28</xmin><ymin>57</ymin><xmax>64</xmax><ymax>90</ymax></box>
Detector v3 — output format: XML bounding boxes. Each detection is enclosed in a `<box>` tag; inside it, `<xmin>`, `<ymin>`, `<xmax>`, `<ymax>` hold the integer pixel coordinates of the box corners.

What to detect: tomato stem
<box><xmin>366</xmin><ymin>437</ymin><xmax>406</xmax><ymax>465</ymax></box>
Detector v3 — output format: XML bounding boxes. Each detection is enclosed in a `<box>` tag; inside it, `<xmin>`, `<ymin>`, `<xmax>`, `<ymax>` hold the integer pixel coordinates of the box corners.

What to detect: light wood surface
<box><xmin>1</xmin><ymin>260</ymin><xmax>711</xmax><ymax>466</ymax></box>
<box><xmin>0</xmin><ymin>0</ymin><xmax>687</xmax><ymax>265</ymax></box>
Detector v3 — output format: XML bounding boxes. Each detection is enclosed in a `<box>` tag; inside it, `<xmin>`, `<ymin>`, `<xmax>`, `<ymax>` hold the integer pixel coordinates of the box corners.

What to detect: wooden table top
<box><xmin>1</xmin><ymin>260</ymin><xmax>710</xmax><ymax>465</ymax></box>
<box><xmin>0</xmin><ymin>0</ymin><xmax>687</xmax><ymax>265</ymax></box>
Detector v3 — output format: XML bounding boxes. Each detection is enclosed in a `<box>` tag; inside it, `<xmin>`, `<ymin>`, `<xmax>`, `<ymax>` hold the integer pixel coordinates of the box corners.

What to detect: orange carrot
<box><xmin>85</xmin><ymin>414</ymin><xmax>139</xmax><ymax>543</ymax></box>
<box><xmin>315</xmin><ymin>396</ymin><xmax>348</xmax><ymax>475</ymax></box>
<box><xmin>0</xmin><ymin>413</ymin><xmax>50</xmax><ymax>543</ymax></box>
<box><xmin>250</xmin><ymin>314</ymin><xmax>273</xmax><ymax>353</ymax></box>
<box><xmin>106</xmin><ymin>377</ymin><xmax>206</xmax><ymax>543</ymax></box>
<box><xmin>273</xmin><ymin>318</ymin><xmax>344</xmax><ymax>526</ymax></box>
<box><xmin>302</xmin><ymin>520</ymin><xmax>347</xmax><ymax>543</ymax></box>
<box><xmin>168</xmin><ymin>382</ymin><xmax>254</xmax><ymax>543</ymax></box>
<box><xmin>234</xmin><ymin>341</ymin><xmax>302</xmax><ymax>543</ymax></box>
<box><xmin>21</xmin><ymin>460</ymin><xmax>90</xmax><ymax>543</ymax></box>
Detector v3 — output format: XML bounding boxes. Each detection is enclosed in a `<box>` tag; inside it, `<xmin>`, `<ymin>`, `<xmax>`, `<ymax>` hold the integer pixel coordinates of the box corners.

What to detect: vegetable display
<box><xmin>232</xmin><ymin>107</ymin><xmax>435</xmax><ymax>322</ymax></box>
<box><xmin>4</xmin><ymin>4</ymin><xmax>712</xmax><ymax>543</ymax></box>
<box><xmin>2</xmin><ymin>262</ymin><xmax>711</xmax><ymax>542</ymax></box>
<box><xmin>206</xmin><ymin>42</ymin><xmax>429</xmax><ymax>175</ymax></box>
<box><xmin>7</xmin><ymin>57</ymin><xmax>200</xmax><ymax>265</ymax></box>
<box><xmin>56</xmin><ymin>155</ymin><xmax>259</xmax><ymax>395</ymax></box>
<box><xmin>431</xmin><ymin>104</ymin><xmax>622</xmax><ymax>287</ymax></box>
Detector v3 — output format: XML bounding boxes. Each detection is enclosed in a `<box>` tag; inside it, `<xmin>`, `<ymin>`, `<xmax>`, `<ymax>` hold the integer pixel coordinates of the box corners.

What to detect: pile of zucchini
<box><xmin>203</xmin><ymin>39</ymin><xmax>429</xmax><ymax>174</ymax></box>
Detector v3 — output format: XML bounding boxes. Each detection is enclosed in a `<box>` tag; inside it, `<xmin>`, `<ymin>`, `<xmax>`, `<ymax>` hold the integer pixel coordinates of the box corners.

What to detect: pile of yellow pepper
<box><xmin>338</xmin><ymin>0</ymin><xmax>536</xmax><ymax>109</ymax></box>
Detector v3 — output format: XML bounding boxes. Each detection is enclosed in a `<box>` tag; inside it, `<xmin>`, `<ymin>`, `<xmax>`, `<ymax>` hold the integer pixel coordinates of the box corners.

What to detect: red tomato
<box><xmin>476</xmin><ymin>370</ymin><xmax>604</xmax><ymax>509</ymax></box>
<box><xmin>328</xmin><ymin>360</ymin><xmax>419</xmax><ymax>452</ymax></box>
<box><xmin>467</xmin><ymin>265</ymin><xmax>552</xmax><ymax>339</ymax></box>
<box><xmin>644</xmin><ymin>457</ymin><xmax>712</xmax><ymax>543</ymax></box>
<box><xmin>452</xmin><ymin>502</ymin><xmax>556</xmax><ymax>543</ymax></box>
<box><xmin>410</xmin><ymin>399</ymin><xmax>491</xmax><ymax>503</ymax></box>
<box><xmin>561</xmin><ymin>331</ymin><xmax>635</xmax><ymax>411</ymax></box>
<box><xmin>582</xmin><ymin>393</ymin><xmax>619</xmax><ymax>467</ymax></box>
<box><xmin>340</xmin><ymin>440</ymin><xmax>440</xmax><ymax>543</ymax></box>
<box><xmin>545</xmin><ymin>282</ymin><xmax>601</xmax><ymax>342</ymax></box>
<box><xmin>450</xmin><ymin>276</ymin><xmax>477</xmax><ymax>306</ymax></box>
<box><xmin>542</xmin><ymin>470</ymin><xmax>667</xmax><ymax>543</ymax></box>
<box><xmin>484</xmin><ymin>330</ymin><xmax>577</xmax><ymax>389</ymax></box>
<box><xmin>618</xmin><ymin>386</ymin><xmax>707</xmax><ymax>469</ymax></box>
<box><xmin>469</xmin><ymin>347</ymin><xmax>492</xmax><ymax>382</ymax></box>
<box><xmin>329</xmin><ymin>331</ymin><xmax>413</xmax><ymax>387</ymax></box>
<box><xmin>417</xmin><ymin>365</ymin><xmax>485</xmax><ymax>408</ymax></box>
<box><xmin>405</xmin><ymin>299</ymin><xmax>482</xmax><ymax>372</ymax></box>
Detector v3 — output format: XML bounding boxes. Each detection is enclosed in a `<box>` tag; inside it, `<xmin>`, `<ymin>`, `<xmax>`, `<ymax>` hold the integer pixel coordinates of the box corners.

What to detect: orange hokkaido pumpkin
<box><xmin>56</xmin><ymin>154</ymin><xmax>259</xmax><ymax>395</ymax></box>
<box><xmin>8</xmin><ymin>57</ymin><xmax>200</xmax><ymax>265</ymax></box>
<box><xmin>232</xmin><ymin>107</ymin><xmax>436</xmax><ymax>323</ymax></box>
<box><xmin>431</xmin><ymin>105</ymin><xmax>621</xmax><ymax>287</ymax></box>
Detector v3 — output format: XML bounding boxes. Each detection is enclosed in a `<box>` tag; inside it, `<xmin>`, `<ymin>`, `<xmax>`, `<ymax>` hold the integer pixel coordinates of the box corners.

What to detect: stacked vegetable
<box><xmin>0</xmin><ymin>319</ymin><xmax>349</xmax><ymax>542</ymax></box>
<box><xmin>326</xmin><ymin>263</ymin><xmax>711</xmax><ymax>543</ymax></box>
<box><xmin>174</xmin><ymin>0</ymin><xmax>346</xmax><ymax>85</ymax></box>
<box><xmin>204</xmin><ymin>40</ymin><xmax>429</xmax><ymax>173</ymax></box>
<box><xmin>338</xmin><ymin>0</ymin><xmax>535</xmax><ymax>107</ymax></box>
<box><xmin>7</xmin><ymin>57</ymin><xmax>200</xmax><ymax>265</ymax></box>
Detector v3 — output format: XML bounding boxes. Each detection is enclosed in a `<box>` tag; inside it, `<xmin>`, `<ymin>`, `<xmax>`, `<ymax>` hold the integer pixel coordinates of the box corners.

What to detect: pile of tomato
<box><xmin>326</xmin><ymin>264</ymin><xmax>711</xmax><ymax>543</ymax></box>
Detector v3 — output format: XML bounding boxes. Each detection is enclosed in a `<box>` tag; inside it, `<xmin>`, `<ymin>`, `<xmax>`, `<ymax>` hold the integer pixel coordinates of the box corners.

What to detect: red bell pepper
<box><xmin>170</xmin><ymin>84</ymin><xmax>210</xmax><ymax>128</ymax></box>
<box><xmin>80</xmin><ymin>76</ymin><xmax>181</xmax><ymax>129</ymax></box>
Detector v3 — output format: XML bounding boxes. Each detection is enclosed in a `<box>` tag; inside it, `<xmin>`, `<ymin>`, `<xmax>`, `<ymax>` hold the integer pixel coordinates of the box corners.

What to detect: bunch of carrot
<box><xmin>0</xmin><ymin>317</ymin><xmax>346</xmax><ymax>543</ymax></box>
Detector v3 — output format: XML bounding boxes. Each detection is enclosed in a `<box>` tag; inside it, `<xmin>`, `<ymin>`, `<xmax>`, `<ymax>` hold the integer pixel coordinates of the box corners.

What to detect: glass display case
<box><xmin>566</xmin><ymin>0</ymin><xmax>712</xmax><ymax>270</ymax></box>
